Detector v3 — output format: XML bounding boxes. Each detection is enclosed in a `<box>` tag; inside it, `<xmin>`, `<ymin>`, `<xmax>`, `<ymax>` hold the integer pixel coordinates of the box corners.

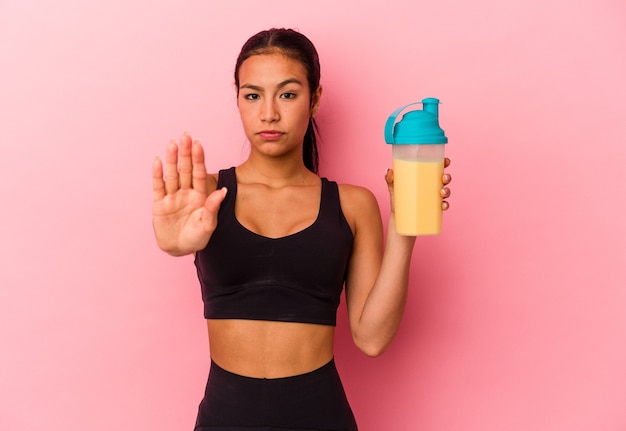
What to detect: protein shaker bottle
<box><xmin>384</xmin><ymin>98</ymin><xmax>448</xmax><ymax>235</ymax></box>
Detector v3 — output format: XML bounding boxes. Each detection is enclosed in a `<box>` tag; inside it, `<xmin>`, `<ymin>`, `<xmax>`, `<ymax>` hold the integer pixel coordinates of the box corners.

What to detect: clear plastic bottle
<box><xmin>384</xmin><ymin>98</ymin><xmax>448</xmax><ymax>235</ymax></box>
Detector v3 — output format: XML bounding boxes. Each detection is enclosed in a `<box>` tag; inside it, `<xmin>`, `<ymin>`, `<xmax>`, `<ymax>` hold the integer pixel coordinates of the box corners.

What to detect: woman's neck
<box><xmin>238</xmin><ymin>155</ymin><xmax>317</xmax><ymax>187</ymax></box>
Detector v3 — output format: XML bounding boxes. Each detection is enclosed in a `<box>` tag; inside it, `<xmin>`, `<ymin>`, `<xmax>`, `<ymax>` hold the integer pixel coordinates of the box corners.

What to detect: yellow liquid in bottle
<box><xmin>393</xmin><ymin>159</ymin><xmax>444</xmax><ymax>235</ymax></box>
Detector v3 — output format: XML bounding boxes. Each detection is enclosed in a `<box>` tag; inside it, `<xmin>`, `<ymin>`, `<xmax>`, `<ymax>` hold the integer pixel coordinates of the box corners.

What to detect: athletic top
<box><xmin>194</xmin><ymin>167</ymin><xmax>354</xmax><ymax>326</ymax></box>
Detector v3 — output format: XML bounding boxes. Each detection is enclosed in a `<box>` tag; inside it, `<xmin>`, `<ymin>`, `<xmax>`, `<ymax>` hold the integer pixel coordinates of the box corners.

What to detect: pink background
<box><xmin>1</xmin><ymin>0</ymin><xmax>625</xmax><ymax>430</ymax></box>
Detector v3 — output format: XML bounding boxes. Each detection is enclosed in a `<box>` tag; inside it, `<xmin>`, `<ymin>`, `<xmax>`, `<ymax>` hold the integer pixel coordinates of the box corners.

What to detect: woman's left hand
<box><xmin>385</xmin><ymin>157</ymin><xmax>452</xmax><ymax>212</ymax></box>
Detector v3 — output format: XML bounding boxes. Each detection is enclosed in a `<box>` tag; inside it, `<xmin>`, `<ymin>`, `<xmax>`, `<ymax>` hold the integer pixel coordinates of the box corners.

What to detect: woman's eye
<box><xmin>244</xmin><ymin>93</ymin><xmax>259</xmax><ymax>100</ymax></box>
<box><xmin>280</xmin><ymin>92</ymin><xmax>296</xmax><ymax>99</ymax></box>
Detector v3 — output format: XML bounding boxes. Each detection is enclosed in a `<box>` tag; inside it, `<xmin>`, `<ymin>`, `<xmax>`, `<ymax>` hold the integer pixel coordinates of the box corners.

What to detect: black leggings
<box><xmin>194</xmin><ymin>358</ymin><xmax>358</xmax><ymax>431</ymax></box>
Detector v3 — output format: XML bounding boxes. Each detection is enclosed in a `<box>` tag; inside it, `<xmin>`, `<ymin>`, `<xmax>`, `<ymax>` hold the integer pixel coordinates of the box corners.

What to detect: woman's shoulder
<box><xmin>336</xmin><ymin>183</ymin><xmax>381</xmax><ymax>231</ymax></box>
<box><xmin>336</xmin><ymin>183</ymin><xmax>377</xmax><ymax>203</ymax></box>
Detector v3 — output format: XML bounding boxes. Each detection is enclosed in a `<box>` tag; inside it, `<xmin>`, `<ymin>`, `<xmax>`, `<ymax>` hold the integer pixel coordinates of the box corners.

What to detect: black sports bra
<box><xmin>194</xmin><ymin>167</ymin><xmax>354</xmax><ymax>326</ymax></box>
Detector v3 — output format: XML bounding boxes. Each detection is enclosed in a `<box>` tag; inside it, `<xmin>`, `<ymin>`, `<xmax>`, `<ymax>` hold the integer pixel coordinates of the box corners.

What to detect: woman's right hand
<box><xmin>152</xmin><ymin>132</ymin><xmax>227</xmax><ymax>256</ymax></box>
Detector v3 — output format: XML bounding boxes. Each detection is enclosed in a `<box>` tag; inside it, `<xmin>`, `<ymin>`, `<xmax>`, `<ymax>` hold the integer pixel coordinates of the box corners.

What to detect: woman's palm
<box><xmin>152</xmin><ymin>133</ymin><xmax>226</xmax><ymax>255</ymax></box>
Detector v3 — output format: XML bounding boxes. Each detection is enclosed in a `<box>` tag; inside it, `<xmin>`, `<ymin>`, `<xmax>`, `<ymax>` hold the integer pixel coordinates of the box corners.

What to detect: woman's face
<box><xmin>237</xmin><ymin>52</ymin><xmax>321</xmax><ymax>162</ymax></box>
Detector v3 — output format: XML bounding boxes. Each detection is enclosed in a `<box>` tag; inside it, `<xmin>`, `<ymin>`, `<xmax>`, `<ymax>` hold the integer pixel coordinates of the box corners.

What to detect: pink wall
<box><xmin>1</xmin><ymin>0</ymin><xmax>625</xmax><ymax>430</ymax></box>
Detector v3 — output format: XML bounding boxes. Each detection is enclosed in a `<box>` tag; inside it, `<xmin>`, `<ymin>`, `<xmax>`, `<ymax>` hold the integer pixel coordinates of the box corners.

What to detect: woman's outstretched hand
<box><xmin>152</xmin><ymin>132</ymin><xmax>227</xmax><ymax>256</ymax></box>
<box><xmin>385</xmin><ymin>157</ymin><xmax>452</xmax><ymax>212</ymax></box>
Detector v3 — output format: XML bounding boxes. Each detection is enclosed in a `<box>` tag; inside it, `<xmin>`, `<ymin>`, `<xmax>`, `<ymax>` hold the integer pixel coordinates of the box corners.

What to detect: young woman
<box><xmin>152</xmin><ymin>28</ymin><xmax>451</xmax><ymax>431</ymax></box>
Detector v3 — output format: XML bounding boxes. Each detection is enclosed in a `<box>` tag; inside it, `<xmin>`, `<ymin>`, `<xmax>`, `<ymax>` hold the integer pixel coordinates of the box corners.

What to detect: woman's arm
<box><xmin>341</xmin><ymin>163</ymin><xmax>451</xmax><ymax>357</ymax></box>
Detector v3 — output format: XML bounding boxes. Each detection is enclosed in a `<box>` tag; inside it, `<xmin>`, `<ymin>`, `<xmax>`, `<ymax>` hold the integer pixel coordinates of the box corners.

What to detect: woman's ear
<box><xmin>311</xmin><ymin>85</ymin><xmax>323</xmax><ymax>117</ymax></box>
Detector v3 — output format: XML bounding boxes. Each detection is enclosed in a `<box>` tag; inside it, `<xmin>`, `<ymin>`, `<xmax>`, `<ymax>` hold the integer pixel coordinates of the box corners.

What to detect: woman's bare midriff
<box><xmin>207</xmin><ymin>319</ymin><xmax>335</xmax><ymax>378</ymax></box>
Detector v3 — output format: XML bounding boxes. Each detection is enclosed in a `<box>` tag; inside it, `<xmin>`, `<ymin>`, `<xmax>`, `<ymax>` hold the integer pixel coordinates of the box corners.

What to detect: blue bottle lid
<box><xmin>384</xmin><ymin>98</ymin><xmax>448</xmax><ymax>145</ymax></box>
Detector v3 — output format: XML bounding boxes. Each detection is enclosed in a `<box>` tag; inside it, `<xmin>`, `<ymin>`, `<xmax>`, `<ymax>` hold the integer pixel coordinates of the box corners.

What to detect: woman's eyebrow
<box><xmin>239</xmin><ymin>83</ymin><xmax>263</xmax><ymax>92</ymax></box>
<box><xmin>276</xmin><ymin>78</ymin><xmax>304</xmax><ymax>88</ymax></box>
<box><xmin>240</xmin><ymin>78</ymin><xmax>304</xmax><ymax>92</ymax></box>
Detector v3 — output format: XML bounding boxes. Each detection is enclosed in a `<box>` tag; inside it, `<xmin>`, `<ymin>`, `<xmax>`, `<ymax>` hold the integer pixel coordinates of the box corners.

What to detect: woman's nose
<box><xmin>261</xmin><ymin>99</ymin><xmax>279</xmax><ymax>122</ymax></box>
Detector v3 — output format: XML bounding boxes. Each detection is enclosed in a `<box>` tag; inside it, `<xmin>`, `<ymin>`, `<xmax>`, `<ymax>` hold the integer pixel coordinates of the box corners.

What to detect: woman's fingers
<box><xmin>442</xmin><ymin>159</ymin><xmax>451</xmax><ymax>210</ymax></box>
<box><xmin>191</xmin><ymin>140</ymin><xmax>208</xmax><ymax>194</ymax></box>
<box><xmin>152</xmin><ymin>156</ymin><xmax>166</xmax><ymax>202</ymax></box>
<box><xmin>441</xmin><ymin>186</ymin><xmax>450</xmax><ymax>209</ymax></box>
<box><xmin>157</xmin><ymin>132</ymin><xmax>208</xmax><ymax>198</ymax></box>
<box><xmin>202</xmin><ymin>187</ymin><xmax>228</xmax><ymax>232</ymax></box>
<box><xmin>205</xmin><ymin>187</ymin><xmax>228</xmax><ymax>213</ymax></box>
<box><xmin>178</xmin><ymin>133</ymin><xmax>193</xmax><ymax>189</ymax></box>
<box><xmin>164</xmin><ymin>140</ymin><xmax>180</xmax><ymax>195</ymax></box>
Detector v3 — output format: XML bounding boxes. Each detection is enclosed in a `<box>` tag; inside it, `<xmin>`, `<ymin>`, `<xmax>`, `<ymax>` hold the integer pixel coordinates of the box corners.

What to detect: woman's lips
<box><xmin>258</xmin><ymin>130</ymin><xmax>284</xmax><ymax>140</ymax></box>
